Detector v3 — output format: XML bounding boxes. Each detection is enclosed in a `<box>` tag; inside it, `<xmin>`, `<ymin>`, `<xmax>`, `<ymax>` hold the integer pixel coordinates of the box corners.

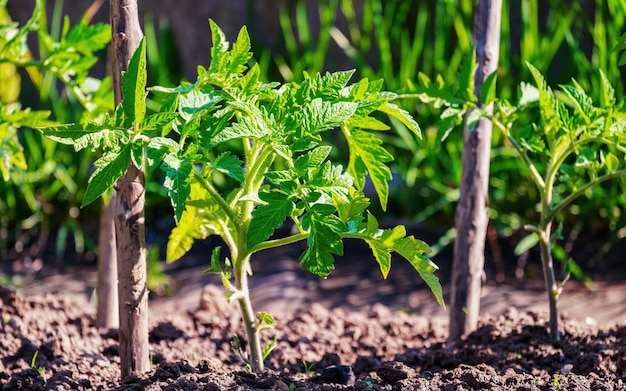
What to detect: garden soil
<box><xmin>1</xmin><ymin>230</ymin><xmax>626</xmax><ymax>390</ymax></box>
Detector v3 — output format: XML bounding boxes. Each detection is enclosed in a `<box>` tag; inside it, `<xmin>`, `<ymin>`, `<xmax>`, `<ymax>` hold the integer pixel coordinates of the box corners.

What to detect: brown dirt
<box><xmin>2</xmin><ymin>244</ymin><xmax>626</xmax><ymax>390</ymax></box>
<box><xmin>1</xmin><ymin>283</ymin><xmax>625</xmax><ymax>390</ymax></box>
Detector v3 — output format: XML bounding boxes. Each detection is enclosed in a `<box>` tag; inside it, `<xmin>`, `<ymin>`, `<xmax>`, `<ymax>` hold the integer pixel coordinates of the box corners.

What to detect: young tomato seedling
<box><xmin>42</xmin><ymin>21</ymin><xmax>445</xmax><ymax>372</ymax></box>
<box><xmin>406</xmin><ymin>53</ymin><xmax>626</xmax><ymax>343</ymax></box>
<box><xmin>155</xmin><ymin>21</ymin><xmax>445</xmax><ymax>372</ymax></box>
<box><xmin>493</xmin><ymin>63</ymin><xmax>626</xmax><ymax>341</ymax></box>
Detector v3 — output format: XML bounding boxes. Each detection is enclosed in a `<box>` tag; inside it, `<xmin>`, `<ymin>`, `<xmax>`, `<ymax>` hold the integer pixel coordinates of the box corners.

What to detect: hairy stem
<box><xmin>539</xmin><ymin>151</ymin><xmax>560</xmax><ymax>342</ymax></box>
<box><xmin>248</xmin><ymin>232</ymin><xmax>309</xmax><ymax>255</ymax></box>
<box><xmin>538</xmin><ymin>222</ymin><xmax>560</xmax><ymax>342</ymax></box>
<box><xmin>233</xmin><ymin>254</ymin><xmax>264</xmax><ymax>372</ymax></box>
<box><xmin>194</xmin><ymin>172</ymin><xmax>241</xmax><ymax>227</ymax></box>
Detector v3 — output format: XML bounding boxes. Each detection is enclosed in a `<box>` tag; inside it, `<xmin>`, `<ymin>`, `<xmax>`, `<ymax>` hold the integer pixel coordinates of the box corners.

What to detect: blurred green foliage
<box><xmin>2</xmin><ymin>0</ymin><xmax>625</xmax><ymax>275</ymax></box>
<box><xmin>0</xmin><ymin>0</ymin><xmax>111</xmax><ymax>266</ymax></box>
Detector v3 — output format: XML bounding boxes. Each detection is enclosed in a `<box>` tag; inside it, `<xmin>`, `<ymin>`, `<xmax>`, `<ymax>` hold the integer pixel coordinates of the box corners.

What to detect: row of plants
<box><xmin>33</xmin><ymin>16</ymin><xmax>626</xmax><ymax>364</ymax></box>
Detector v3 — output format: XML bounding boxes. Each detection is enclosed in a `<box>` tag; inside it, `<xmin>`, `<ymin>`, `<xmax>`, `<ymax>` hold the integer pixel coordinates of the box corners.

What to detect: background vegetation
<box><xmin>1</xmin><ymin>0</ymin><xmax>625</xmax><ymax>285</ymax></box>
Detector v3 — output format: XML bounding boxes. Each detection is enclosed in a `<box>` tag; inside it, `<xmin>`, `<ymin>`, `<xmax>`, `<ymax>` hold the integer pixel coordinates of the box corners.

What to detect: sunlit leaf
<box><xmin>344</xmin><ymin>129</ymin><xmax>393</xmax><ymax>210</ymax></box>
<box><xmin>121</xmin><ymin>38</ymin><xmax>147</xmax><ymax>127</ymax></box>
<box><xmin>82</xmin><ymin>144</ymin><xmax>132</xmax><ymax>207</ymax></box>
<box><xmin>300</xmin><ymin>204</ymin><xmax>346</xmax><ymax>277</ymax></box>
<box><xmin>247</xmin><ymin>191</ymin><xmax>295</xmax><ymax>249</ymax></box>
<box><xmin>163</xmin><ymin>153</ymin><xmax>193</xmax><ymax>222</ymax></box>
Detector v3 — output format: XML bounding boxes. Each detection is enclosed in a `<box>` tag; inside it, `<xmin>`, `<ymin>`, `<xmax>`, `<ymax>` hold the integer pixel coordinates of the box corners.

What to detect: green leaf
<box><xmin>561</xmin><ymin>82</ymin><xmax>593</xmax><ymax>124</ymax></box>
<box><xmin>212</xmin><ymin>116</ymin><xmax>266</xmax><ymax>143</ymax></box>
<box><xmin>514</xmin><ymin>233</ymin><xmax>539</xmax><ymax>255</ymax></box>
<box><xmin>612</xmin><ymin>32</ymin><xmax>626</xmax><ymax>54</ymax></box>
<box><xmin>318</xmin><ymin>70</ymin><xmax>355</xmax><ymax>92</ymax></box>
<box><xmin>300</xmin><ymin>204</ymin><xmax>346</xmax><ymax>277</ymax></box>
<box><xmin>333</xmin><ymin>188</ymin><xmax>370</xmax><ymax>226</ymax></box>
<box><xmin>605</xmin><ymin>152</ymin><xmax>619</xmax><ymax>172</ymax></box>
<box><xmin>295</xmin><ymin>70</ymin><xmax>355</xmax><ymax>103</ymax></box>
<box><xmin>167</xmin><ymin>184</ymin><xmax>223</xmax><ymax>262</ymax></box>
<box><xmin>140</xmin><ymin>112</ymin><xmax>179</xmax><ymax>134</ymax></box>
<box><xmin>163</xmin><ymin>153</ymin><xmax>193</xmax><ymax>222</ymax></box>
<box><xmin>389</xmin><ymin>231</ymin><xmax>444</xmax><ymax>308</ymax></box>
<box><xmin>167</xmin><ymin>208</ymin><xmax>204</xmax><ymax>263</ymax></box>
<box><xmin>40</xmin><ymin>121</ymin><xmax>124</xmax><ymax>151</ymax></box>
<box><xmin>294</xmin><ymin>146</ymin><xmax>333</xmax><ymax>175</ymax></box>
<box><xmin>467</xmin><ymin>108</ymin><xmax>486</xmax><ymax>128</ymax></box>
<box><xmin>0</xmin><ymin>0</ymin><xmax>43</xmax><ymax>60</ymax></box>
<box><xmin>64</xmin><ymin>20</ymin><xmax>111</xmax><ymax>54</ymax></box>
<box><xmin>618</xmin><ymin>51</ymin><xmax>626</xmax><ymax>67</ymax></box>
<box><xmin>3</xmin><ymin>104</ymin><xmax>53</xmax><ymax>128</ymax></box>
<box><xmin>121</xmin><ymin>38</ymin><xmax>147</xmax><ymax>127</ymax></box>
<box><xmin>257</xmin><ymin>311</ymin><xmax>275</xmax><ymax>326</ymax></box>
<box><xmin>377</xmin><ymin>102</ymin><xmax>421</xmax><ymax>137</ymax></box>
<box><xmin>146</xmin><ymin>137</ymin><xmax>180</xmax><ymax>166</ymax></box>
<box><xmin>82</xmin><ymin>144</ymin><xmax>132</xmax><ymax>207</ymax></box>
<box><xmin>180</xmin><ymin>114</ymin><xmax>202</xmax><ymax>140</ymax></box>
<box><xmin>210</xmin><ymin>152</ymin><xmax>244</xmax><ymax>182</ymax></box>
<box><xmin>346</xmin><ymin>215</ymin><xmax>444</xmax><ymax>308</ymax></box>
<box><xmin>574</xmin><ymin>147</ymin><xmax>598</xmax><ymax>168</ymax></box>
<box><xmin>347</xmin><ymin>116</ymin><xmax>390</xmax><ymax>131</ymax></box>
<box><xmin>131</xmin><ymin>140</ymin><xmax>143</xmax><ymax>169</ymax></box>
<box><xmin>227</xmin><ymin>25</ymin><xmax>252</xmax><ymax>77</ymax></box>
<box><xmin>435</xmin><ymin>107</ymin><xmax>465</xmax><ymax>143</ymax></box>
<box><xmin>247</xmin><ymin>191</ymin><xmax>295</xmax><ymax>250</ymax></box>
<box><xmin>202</xmin><ymin>246</ymin><xmax>223</xmax><ymax>274</ymax></box>
<box><xmin>458</xmin><ymin>51</ymin><xmax>477</xmax><ymax>102</ymax></box>
<box><xmin>518</xmin><ymin>82</ymin><xmax>539</xmax><ymax>107</ymax></box>
<box><xmin>344</xmin><ymin>129</ymin><xmax>393</xmax><ymax>210</ymax></box>
<box><xmin>306</xmin><ymin>161</ymin><xmax>353</xmax><ymax>201</ymax></box>
<box><xmin>598</xmin><ymin>69</ymin><xmax>616</xmax><ymax>108</ymax></box>
<box><xmin>408</xmin><ymin>254</ymin><xmax>445</xmax><ymax>309</ymax></box>
<box><xmin>299</xmin><ymin>98</ymin><xmax>358</xmax><ymax>134</ymax></box>
<box><xmin>526</xmin><ymin>62</ymin><xmax>562</xmax><ymax>129</ymax></box>
<box><xmin>0</xmin><ymin>124</ymin><xmax>26</xmax><ymax>181</ymax></box>
<box><xmin>615</xmin><ymin>33</ymin><xmax>626</xmax><ymax>66</ymax></box>
<box><xmin>407</xmin><ymin>73</ymin><xmax>465</xmax><ymax>109</ymax></box>
<box><xmin>208</xmin><ymin>19</ymin><xmax>230</xmax><ymax>76</ymax></box>
<box><xmin>178</xmin><ymin>89</ymin><xmax>222</xmax><ymax>121</ymax></box>
<box><xmin>361</xmin><ymin>214</ymin><xmax>395</xmax><ymax>278</ymax></box>
<box><xmin>480</xmin><ymin>71</ymin><xmax>498</xmax><ymax>105</ymax></box>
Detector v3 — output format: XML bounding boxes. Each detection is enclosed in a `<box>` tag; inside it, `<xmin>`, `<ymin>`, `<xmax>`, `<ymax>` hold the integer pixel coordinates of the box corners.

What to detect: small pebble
<box><xmin>376</xmin><ymin>361</ymin><xmax>410</xmax><ymax>384</ymax></box>
<box><xmin>273</xmin><ymin>379</ymin><xmax>290</xmax><ymax>391</ymax></box>
<box><xmin>560</xmin><ymin>364</ymin><xmax>573</xmax><ymax>375</ymax></box>
<box><xmin>321</xmin><ymin>365</ymin><xmax>355</xmax><ymax>385</ymax></box>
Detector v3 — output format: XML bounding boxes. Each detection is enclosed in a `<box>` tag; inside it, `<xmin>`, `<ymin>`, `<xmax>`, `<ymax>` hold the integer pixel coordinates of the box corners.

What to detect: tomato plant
<box><xmin>41</xmin><ymin>21</ymin><xmax>445</xmax><ymax>372</ymax></box>
<box><xmin>407</xmin><ymin>52</ymin><xmax>626</xmax><ymax>342</ymax></box>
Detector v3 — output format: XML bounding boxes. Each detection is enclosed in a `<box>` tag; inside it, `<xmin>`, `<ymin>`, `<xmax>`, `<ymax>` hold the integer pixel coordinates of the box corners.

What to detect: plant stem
<box><xmin>233</xmin><ymin>254</ymin><xmax>264</xmax><ymax>372</ymax></box>
<box><xmin>539</xmin><ymin>143</ymin><xmax>561</xmax><ymax>342</ymax></box>
<box><xmin>248</xmin><ymin>232</ymin><xmax>309</xmax><ymax>255</ymax></box>
<box><xmin>538</xmin><ymin>221</ymin><xmax>560</xmax><ymax>342</ymax></box>
<box><xmin>194</xmin><ymin>172</ymin><xmax>241</xmax><ymax>227</ymax></box>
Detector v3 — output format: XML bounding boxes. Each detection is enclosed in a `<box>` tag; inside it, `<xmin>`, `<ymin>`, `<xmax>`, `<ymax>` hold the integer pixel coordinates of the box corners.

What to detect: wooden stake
<box><xmin>449</xmin><ymin>0</ymin><xmax>502</xmax><ymax>343</ymax></box>
<box><xmin>109</xmin><ymin>0</ymin><xmax>149</xmax><ymax>378</ymax></box>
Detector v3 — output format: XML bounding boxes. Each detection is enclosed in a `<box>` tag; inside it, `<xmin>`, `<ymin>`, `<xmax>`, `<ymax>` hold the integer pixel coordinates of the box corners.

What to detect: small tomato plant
<box><xmin>41</xmin><ymin>21</ymin><xmax>445</xmax><ymax>372</ymax></box>
<box><xmin>407</xmin><ymin>52</ymin><xmax>626</xmax><ymax>342</ymax></box>
<box><xmin>496</xmin><ymin>63</ymin><xmax>626</xmax><ymax>341</ymax></box>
